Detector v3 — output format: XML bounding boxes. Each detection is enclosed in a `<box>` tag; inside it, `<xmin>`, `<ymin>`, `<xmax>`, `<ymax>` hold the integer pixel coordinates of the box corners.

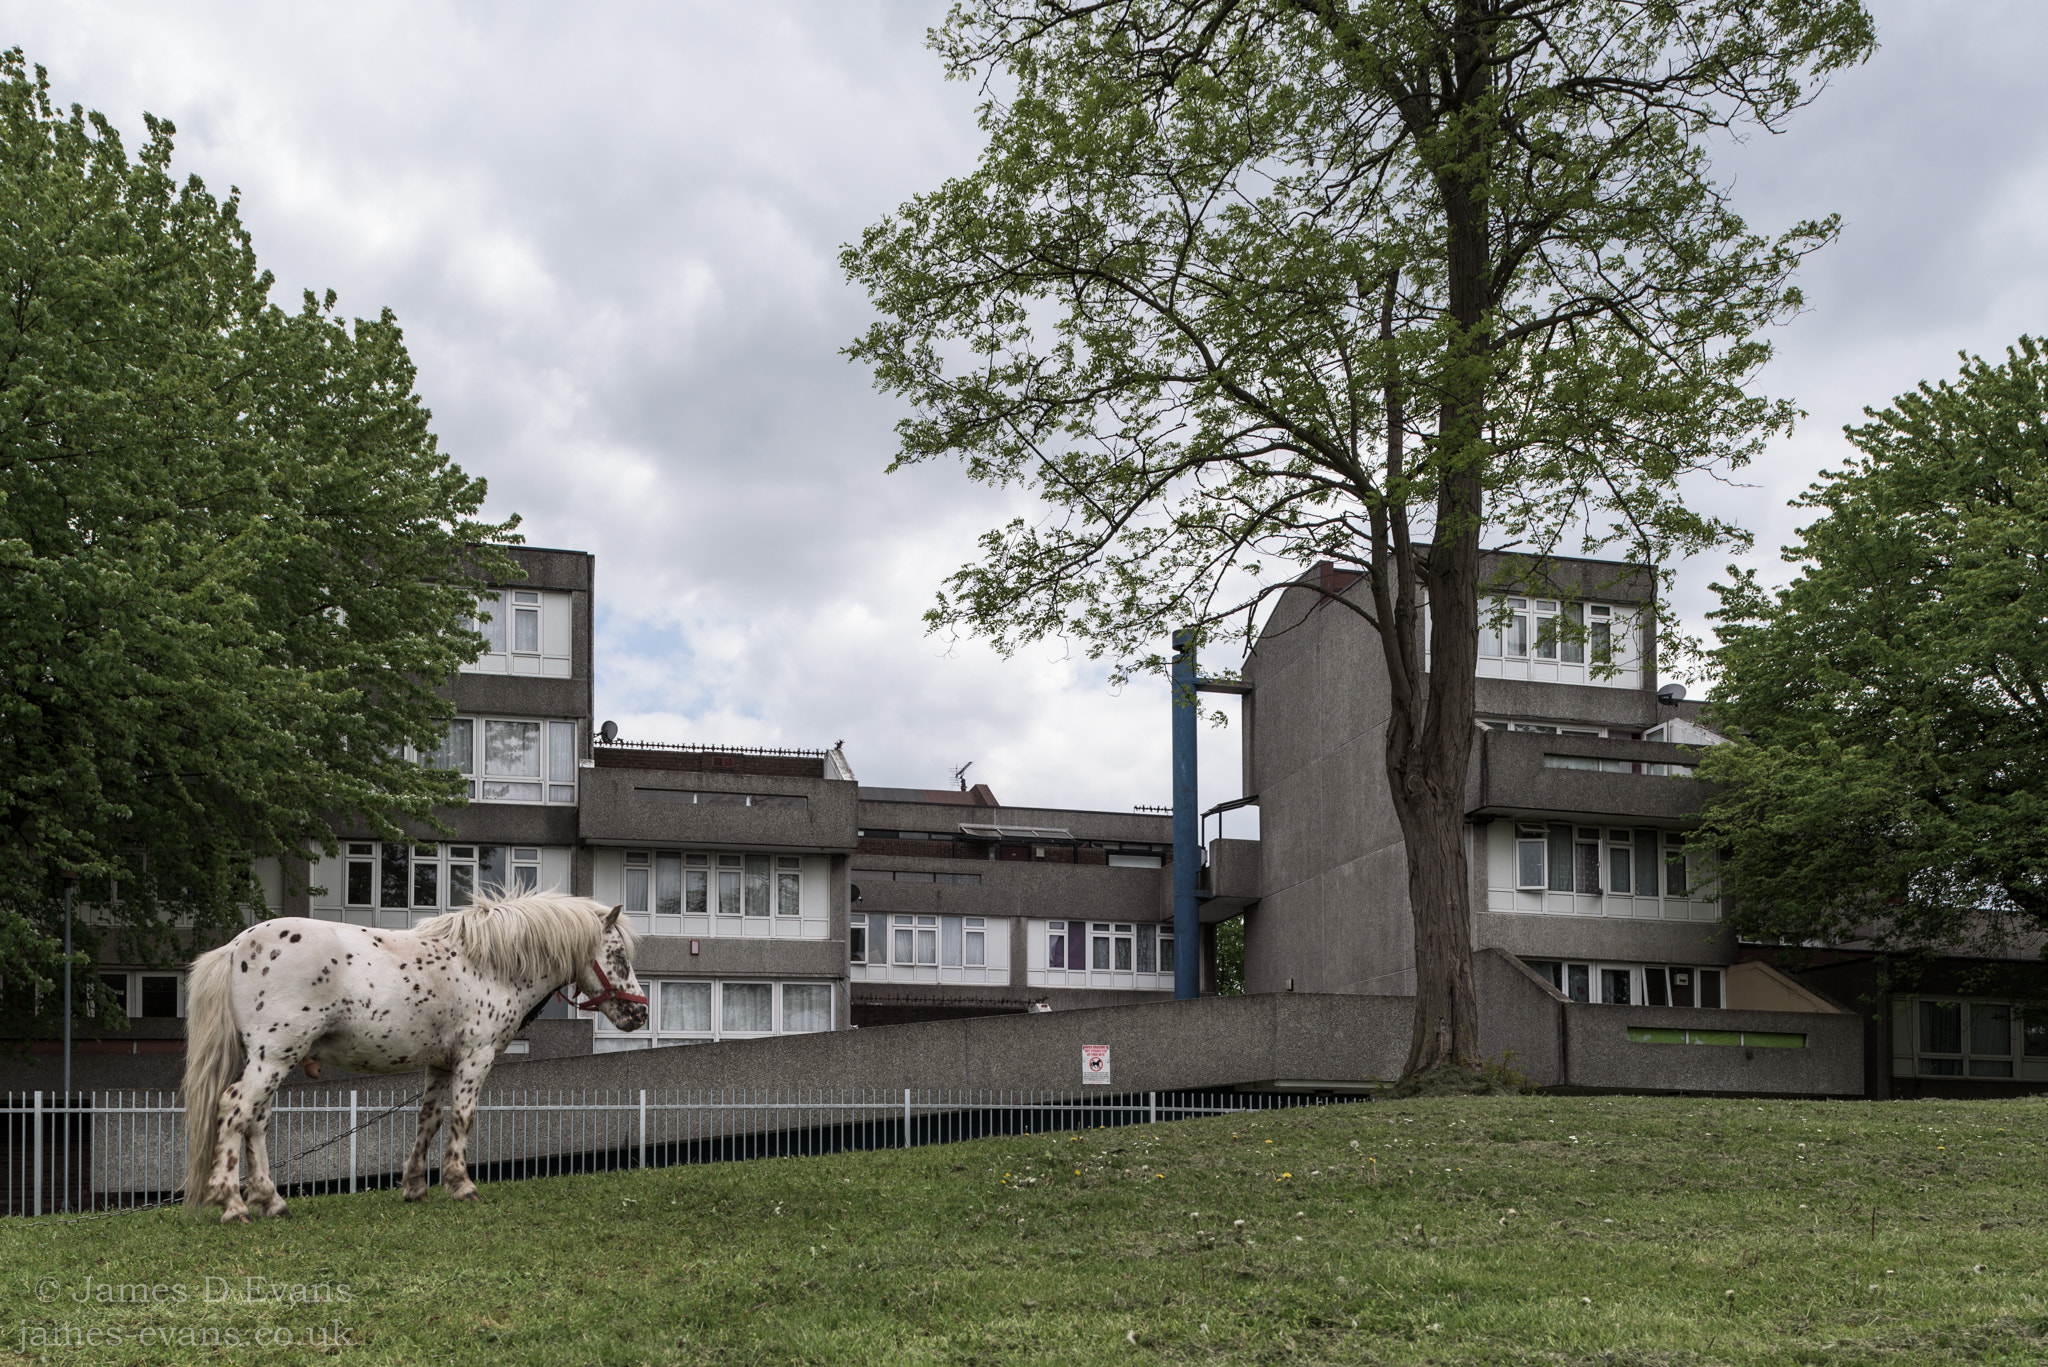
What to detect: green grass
<box><xmin>5</xmin><ymin>1093</ymin><xmax>2048</xmax><ymax>1364</ymax></box>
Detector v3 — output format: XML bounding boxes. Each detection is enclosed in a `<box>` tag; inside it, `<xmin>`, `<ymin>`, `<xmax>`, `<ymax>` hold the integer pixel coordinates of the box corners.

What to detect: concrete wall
<box><xmin>397</xmin><ymin>992</ymin><xmax>1420</xmax><ymax>1096</ymax></box>
<box><xmin>1240</xmin><ymin>577</ymin><xmax>1412</xmax><ymax>997</ymax></box>
<box><xmin>1471</xmin><ymin>948</ymin><xmax>1862</xmax><ymax>1095</ymax></box>
<box><xmin>579</xmin><ymin>765</ymin><xmax>858</xmax><ymax>852</ymax></box>
<box><xmin>1468</xmin><ymin>730</ymin><xmax>1714</xmax><ymax>822</ymax></box>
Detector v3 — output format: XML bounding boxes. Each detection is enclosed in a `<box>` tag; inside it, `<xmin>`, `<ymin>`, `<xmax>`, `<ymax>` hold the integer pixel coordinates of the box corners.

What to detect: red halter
<box><xmin>562</xmin><ymin>959</ymin><xmax>647</xmax><ymax>1013</ymax></box>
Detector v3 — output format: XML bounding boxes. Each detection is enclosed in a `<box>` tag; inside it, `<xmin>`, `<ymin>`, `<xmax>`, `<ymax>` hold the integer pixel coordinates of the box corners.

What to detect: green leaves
<box><xmin>1698</xmin><ymin>337</ymin><xmax>2048</xmax><ymax>952</ymax></box>
<box><xmin>846</xmin><ymin>0</ymin><xmax>1874</xmax><ymax>671</ymax></box>
<box><xmin>0</xmin><ymin>49</ymin><xmax>518</xmax><ymax>1027</ymax></box>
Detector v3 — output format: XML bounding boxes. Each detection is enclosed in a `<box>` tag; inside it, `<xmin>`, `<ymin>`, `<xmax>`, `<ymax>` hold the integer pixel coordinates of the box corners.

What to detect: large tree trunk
<box><xmin>1387</xmin><ymin>484</ymin><xmax>1483</xmax><ymax>1079</ymax></box>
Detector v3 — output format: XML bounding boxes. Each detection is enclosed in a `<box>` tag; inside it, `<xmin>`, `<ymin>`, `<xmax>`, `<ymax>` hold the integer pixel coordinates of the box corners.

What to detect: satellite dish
<box><xmin>1656</xmin><ymin>683</ymin><xmax>1686</xmax><ymax>706</ymax></box>
<box><xmin>599</xmin><ymin>719</ymin><xmax>619</xmax><ymax>744</ymax></box>
<box><xmin>850</xmin><ymin>883</ymin><xmax>863</xmax><ymax>904</ymax></box>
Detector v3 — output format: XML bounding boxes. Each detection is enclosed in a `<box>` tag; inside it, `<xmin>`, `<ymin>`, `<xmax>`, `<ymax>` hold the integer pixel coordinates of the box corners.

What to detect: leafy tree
<box><xmin>0</xmin><ymin>51</ymin><xmax>517</xmax><ymax>1034</ymax></box>
<box><xmin>844</xmin><ymin>0</ymin><xmax>1873</xmax><ymax>1081</ymax></box>
<box><xmin>1214</xmin><ymin>916</ymin><xmax>1245</xmax><ymax>996</ymax></box>
<box><xmin>1697</xmin><ymin>338</ymin><xmax>2048</xmax><ymax>959</ymax></box>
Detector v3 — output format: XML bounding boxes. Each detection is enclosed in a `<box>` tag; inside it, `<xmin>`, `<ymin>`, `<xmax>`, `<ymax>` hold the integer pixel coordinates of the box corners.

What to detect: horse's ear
<box><xmin>603</xmin><ymin>904</ymin><xmax>622</xmax><ymax>931</ymax></box>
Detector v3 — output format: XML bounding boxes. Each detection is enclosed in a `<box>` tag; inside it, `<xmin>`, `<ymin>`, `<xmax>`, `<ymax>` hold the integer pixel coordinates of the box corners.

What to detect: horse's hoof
<box><xmin>222</xmin><ymin>1211</ymin><xmax>250</xmax><ymax>1225</ymax></box>
<box><xmin>402</xmin><ymin>1188</ymin><xmax>428</xmax><ymax>1203</ymax></box>
<box><xmin>262</xmin><ymin>1202</ymin><xmax>289</xmax><ymax>1219</ymax></box>
<box><xmin>449</xmin><ymin>1186</ymin><xmax>479</xmax><ymax>1203</ymax></box>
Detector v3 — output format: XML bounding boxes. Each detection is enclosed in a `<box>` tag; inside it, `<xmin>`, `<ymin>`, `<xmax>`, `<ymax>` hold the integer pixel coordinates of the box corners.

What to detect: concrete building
<box><xmin>1233</xmin><ymin>555</ymin><xmax>1740</xmax><ymax>1001</ymax></box>
<box><xmin>28</xmin><ymin>543</ymin><xmax>2037</xmax><ymax>1101</ymax></box>
<box><xmin>849</xmin><ymin>787</ymin><xmax>1176</xmax><ymax>1025</ymax></box>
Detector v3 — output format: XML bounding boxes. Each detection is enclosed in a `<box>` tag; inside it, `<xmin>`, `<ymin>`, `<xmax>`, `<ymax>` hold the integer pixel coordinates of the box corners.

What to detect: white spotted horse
<box><xmin>182</xmin><ymin>892</ymin><xmax>646</xmax><ymax>1222</ymax></box>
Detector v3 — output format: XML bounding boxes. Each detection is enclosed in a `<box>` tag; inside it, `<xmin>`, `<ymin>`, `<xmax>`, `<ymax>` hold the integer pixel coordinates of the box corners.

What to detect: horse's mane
<box><xmin>413</xmin><ymin>891</ymin><xmax>635</xmax><ymax>984</ymax></box>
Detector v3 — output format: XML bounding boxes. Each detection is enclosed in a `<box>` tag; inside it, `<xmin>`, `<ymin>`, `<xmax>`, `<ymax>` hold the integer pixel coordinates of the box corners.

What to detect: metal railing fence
<box><xmin>3</xmin><ymin>1087</ymin><xmax>1358</xmax><ymax>1217</ymax></box>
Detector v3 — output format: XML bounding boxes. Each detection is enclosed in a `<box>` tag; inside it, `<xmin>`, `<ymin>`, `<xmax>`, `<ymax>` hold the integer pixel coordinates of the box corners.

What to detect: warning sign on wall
<box><xmin>1082</xmin><ymin>1044</ymin><xmax>1112</xmax><ymax>1086</ymax></box>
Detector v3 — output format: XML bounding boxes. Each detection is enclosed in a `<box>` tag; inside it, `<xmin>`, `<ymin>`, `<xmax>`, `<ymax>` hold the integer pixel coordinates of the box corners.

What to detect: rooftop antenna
<box><xmin>952</xmin><ymin>761</ymin><xmax>973</xmax><ymax>792</ymax></box>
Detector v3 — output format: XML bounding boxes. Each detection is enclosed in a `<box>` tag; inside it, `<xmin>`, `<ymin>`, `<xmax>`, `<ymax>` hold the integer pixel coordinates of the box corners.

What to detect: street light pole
<box><xmin>61</xmin><ymin>877</ymin><xmax>73</xmax><ymax>1213</ymax></box>
<box><xmin>61</xmin><ymin>878</ymin><xmax>73</xmax><ymax>1099</ymax></box>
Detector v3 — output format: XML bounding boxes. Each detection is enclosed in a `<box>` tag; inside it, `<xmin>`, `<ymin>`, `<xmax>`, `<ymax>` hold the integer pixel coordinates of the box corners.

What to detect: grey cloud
<box><xmin>3</xmin><ymin>0</ymin><xmax>2040</xmax><ymax>808</ymax></box>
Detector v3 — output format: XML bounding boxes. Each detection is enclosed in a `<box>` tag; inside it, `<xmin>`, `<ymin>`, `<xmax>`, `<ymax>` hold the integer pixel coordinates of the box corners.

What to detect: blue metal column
<box><xmin>1172</xmin><ymin>628</ymin><xmax>1200</xmax><ymax>1000</ymax></box>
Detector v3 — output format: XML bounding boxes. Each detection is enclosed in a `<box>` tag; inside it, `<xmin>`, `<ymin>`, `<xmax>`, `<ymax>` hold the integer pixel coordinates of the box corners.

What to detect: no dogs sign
<box><xmin>1082</xmin><ymin>1044</ymin><xmax>1112</xmax><ymax>1085</ymax></box>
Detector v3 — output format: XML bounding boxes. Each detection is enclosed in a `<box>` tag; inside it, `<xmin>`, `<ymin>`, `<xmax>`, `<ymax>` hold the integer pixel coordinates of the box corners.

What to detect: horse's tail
<box><xmin>180</xmin><ymin>941</ymin><xmax>243</xmax><ymax>1209</ymax></box>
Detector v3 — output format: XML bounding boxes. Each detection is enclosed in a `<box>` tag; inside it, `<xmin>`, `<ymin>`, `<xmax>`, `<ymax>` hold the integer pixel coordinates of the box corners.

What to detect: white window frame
<box><xmin>593</xmin><ymin>979</ymin><xmax>834</xmax><ymax>1049</ymax></box>
<box><xmin>1026</xmin><ymin>918</ymin><xmax>1174</xmax><ymax>990</ymax></box>
<box><xmin>1471</xmin><ymin>595</ymin><xmax>1640</xmax><ymax>688</ymax></box>
<box><xmin>847</xmin><ymin>912</ymin><xmax>1010</xmax><ymax>984</ymax></box>
<box><xmin>421</xmin><ymin>716</ymin><xmax>579</xmax><ymax>805</ymax></box>
<box><xmin>95</xmin><ymin>970</ymin><xmax>186</xmax><ymax>1020</ymax></box>
<box><xmin>463</xmin><ymin>589</ymin><xmax>573</xmax><ymax>678</ymax></box>
<box><xmin>351</xmin><ymin>842</ymin><xmax>543</xmax><ymax>928</ymax></box>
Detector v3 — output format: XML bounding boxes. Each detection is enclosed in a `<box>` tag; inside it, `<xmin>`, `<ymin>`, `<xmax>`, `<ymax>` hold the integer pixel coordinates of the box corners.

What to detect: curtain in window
<box><xmin>721</xmin><ymin>984</ymin><xmax>773</xmax><ymax>1032</ymax></box>
<box><xmin>783</xmin><ymin>985</ymin><xmax>831</xmax><ymax>1033</ymax></box>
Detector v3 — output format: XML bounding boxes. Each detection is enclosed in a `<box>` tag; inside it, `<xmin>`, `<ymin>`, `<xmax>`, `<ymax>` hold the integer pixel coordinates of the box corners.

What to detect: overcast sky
<box><xmin>5</xmin><ymin>2</ymin><xmax>2043</xmax><ymax>824</ymax></box>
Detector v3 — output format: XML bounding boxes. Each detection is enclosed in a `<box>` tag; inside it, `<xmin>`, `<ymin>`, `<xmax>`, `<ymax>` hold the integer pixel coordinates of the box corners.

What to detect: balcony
<box><xmin>579</xmin><ymin>761</ymin><xmax>857</xmax><ymax>852</ymax></box>
<box><xmin>1468</xmin><ymin>728</ymin><xmax>1713</xmax><ymax>823</ymax></box>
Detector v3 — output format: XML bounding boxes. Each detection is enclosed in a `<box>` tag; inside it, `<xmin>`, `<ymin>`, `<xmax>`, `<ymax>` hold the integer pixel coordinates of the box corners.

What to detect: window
<box><xmin>1088</xmin><ymin>923</ymin><xmax>1137</xmax><ymax>971</ymax></box>
<box><xmin>1473</xmin><ymin>595</ymin><xmax>1636</xmax><ymax>686</ymax></box>
<box><xmin>1664</xmin><ymin>834</ymin><xmax>1689</xmax><ymax>897</ymax></box>
<box><xmin>1512</xmin><ymin>824</ymin><xmax>1684</xmax><ymax>900</ymax></box>
<box><xmin>745</xmin><ymin>855</ymin><xmax>772</xmax><ymax>917</ymax></box>
<box><xmin>660</xmin><ymin>981</ymin><xmax>712</xmax><ymax>1034</ymax></box>
<box><xmin>849</xmin><ymin>914</ymin><xmax>870</xmax><ymax>964</ymax></box>
<box><xmin>777</xmin><ymin>855</ymin><xmax>801</xmax><ymax>915</ymax></box>
<box><xmin>722</xmin><ymin>983</ymin><xmax>774</xmax><ymax>1034</ymax></box>
<box><xmin>598</xmin><ymin>979</ymin><xmax>834</xmax><ymax>1048</ymax></box>
<box><xmin>372</xmin><ymin>843</ymin><xmax>534</xmax><ymax>924</ymax></box>
<box><xmin>964</xmin><ymin>918</ymin><xmax>986</xmax><ymax>967</ymax></box>
<box><xmin>624</xmin><ymin>851</ymin><xmax>650</xmax><ymax>916</ymax></box>
<box><xmin>1903</xmin><ymin>999</ymin><xmax>2033</xmax><ymax>1079</ymax></box>
<box><xmin>783</xmin><ymin>983</ymin><xmax>832</xmax><ymax>1033</ymax></box>
<box><xmin>710</xmin><ymin>854</ymin><xmax>737</xmax><ymax>915</ymax></box>
<box><xmin>1634</xmin><ymin>829</ymin><xmax>1660</xmax><ymax>898</ymax></box>
<box><xmin>344</xmin><ymin>842</ymin><xmax>375</xmax><ymax>907</ymax></box>
<box><xmin>1030</xmin><ymin>919</ymin><xmax>1168</xmax><ymax>988</ymax></box>
<box><xmin>139</xmin><ymin>975</ymin><xmax>179</xmax><ymax>1018</ymax></box>
<box><xmin>1525</xmin><ymin>959</ymin><xmax>1724</xmax><ymax>1010</ymax></box>
<box><xmin>1573</xmin><ymin>829</ymin><xmax>1603</xmax><ymax>895</ymax></box>
<box><xmin>1480</xmin><ymin>597</ymin><xmax>1532</xmax><ymax>658</ymax></box>
<box><xmin>96</xmin><ymin>972</ymin><xmax>182</xmax><ymax>1019</ymax></box>
<box><xmin>464</xmin><ymin>589</ymin><xmax>573</xmax><ymax>678</ymax></box>
<box><xmin>422</xmin><ymin>716</ymin><xmax>578</xmax><ymax>804</ymax></box>
<box><xmin>1606</xmin><ymin>830</ymin><xmax>1632</xmax><ymax>894</ymax></box>
<box><xmin>1515</xmin><ymin>824</ymin><xmax>1546</xmax><ymax>889</ymax></box>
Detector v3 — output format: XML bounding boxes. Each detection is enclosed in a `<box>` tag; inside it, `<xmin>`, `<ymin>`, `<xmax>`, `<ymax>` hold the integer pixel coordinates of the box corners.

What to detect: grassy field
<box><xmin>3</xmin><ymin>1092</ymin><xmax>2046</xmax><ymax>1365</ymax></box>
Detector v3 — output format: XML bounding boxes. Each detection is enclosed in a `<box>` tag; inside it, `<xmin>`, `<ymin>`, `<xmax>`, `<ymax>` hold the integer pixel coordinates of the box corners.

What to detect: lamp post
<box><xmin>1171</xmin><ymin>630</ymin><xmax>1199</xmax><ymax>1000</ymax></box>
<box><xmin>61</xmin><ymin>877</ymin><xmax>74</xmax><ymax>1212</ymax></box>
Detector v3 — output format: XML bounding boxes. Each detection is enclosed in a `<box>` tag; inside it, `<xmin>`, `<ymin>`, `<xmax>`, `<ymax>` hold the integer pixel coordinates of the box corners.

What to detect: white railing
<box><xmin>3</xmin><ymin>1087</ymin><xmax>1358</xmax><ymax>1217</ymax></box>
